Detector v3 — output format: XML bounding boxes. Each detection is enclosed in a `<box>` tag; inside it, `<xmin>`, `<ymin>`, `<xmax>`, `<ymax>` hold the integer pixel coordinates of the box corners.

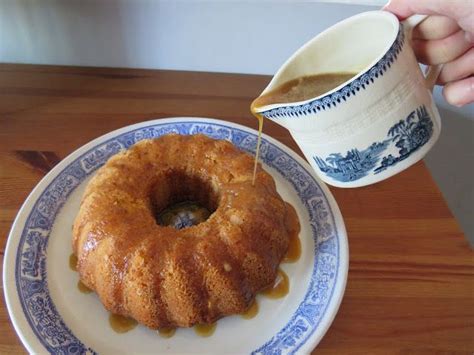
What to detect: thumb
<box><xmin>384</xmin><ymin>0</ymin><xmax>471</xmax><ymax>22</ymax></box>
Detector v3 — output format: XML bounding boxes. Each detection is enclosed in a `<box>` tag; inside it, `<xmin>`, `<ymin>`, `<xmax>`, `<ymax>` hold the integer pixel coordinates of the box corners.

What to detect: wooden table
<box><xmin>0</xmin><ymin>64</ymin><xmax>472</xmax><ymax>354</ymax></box>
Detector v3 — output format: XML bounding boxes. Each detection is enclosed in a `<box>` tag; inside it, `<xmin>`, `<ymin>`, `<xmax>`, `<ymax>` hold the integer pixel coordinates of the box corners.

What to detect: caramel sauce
<box><xmin>109</xmin><ymin>313</ymin><xmax>138</xmax><ymax>333</ymax></box>
<box><xmin>250</xmin><ymin>108</ymin><xmax>264</xmax><ymax>186</ymax></box>
<box><xmin>194</xmin><ymin>323</ymin><xmax>217</xmax><ymax>337</ymax></box>
<box><xmin>241</xmin><ymin>300</ymin><xmax>259</xmax><ymax>319</ymax></box>
<box><xmin>283</xmin><ymin>234</ymin><xmax>301</xmax><ymax>263</ymax></box>
<box><xmin>77</xmin><ymin>280</ymin><xmax>93</xmax><ymax>294</ymax></box>
<box><xmin>69</xmin><ymin>253</ymin><xmax>78</xmax><ymax>271</ymax></box>
<box><xmin>262</xmin><ymin>269</ymin><xmax>289</xmax><ymax>299</ymax></box>
<box><xmin>252</xmin><ymin>73</ymin><xmax>356</xmax><ymax>108</ymax></box>
<box><xmin>283</xmin><ymin>203</ymin><xmax>301</xmax><ymax>263</ymax></box>
<box><xmin>250</xmin><ymin>72</ymin><xmax>356</xmax><ymax>185</ymax></box>
<box><xmin>158</xmin><ymin>327</ymin><xmax>176</xmax><ymax>338</ymax></box>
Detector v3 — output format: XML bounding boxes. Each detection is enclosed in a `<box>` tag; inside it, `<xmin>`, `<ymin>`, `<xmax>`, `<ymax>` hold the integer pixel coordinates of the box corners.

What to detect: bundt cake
<box><xmin>72</xmin><ymin>134</ymin><xmax>299</xmax><ymax>329</ymax></box>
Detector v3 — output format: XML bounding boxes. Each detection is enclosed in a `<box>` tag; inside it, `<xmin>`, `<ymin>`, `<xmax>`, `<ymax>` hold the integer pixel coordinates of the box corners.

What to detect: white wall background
<box><xmin>1</xmin><ymin>0</ymin><xmax>388</xmax><ymax>75</ymax></box>
<box><xmin>1</xmin><ymin>0</ymin><xmax>473</xmax><ymax>244</ymax></box>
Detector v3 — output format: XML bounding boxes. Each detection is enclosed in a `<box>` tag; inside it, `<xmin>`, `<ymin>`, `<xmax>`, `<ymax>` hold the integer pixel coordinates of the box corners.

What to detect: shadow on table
<box><xmin>424</xmin><ymin>105</ymin><xmax>474</xmax><ymax>247</ymax></box>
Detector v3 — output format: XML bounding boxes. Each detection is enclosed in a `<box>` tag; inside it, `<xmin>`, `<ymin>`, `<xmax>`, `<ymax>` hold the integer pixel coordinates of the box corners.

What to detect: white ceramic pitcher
<box><xmin>254</xmin><ymin>11</ymin><xmax>442</xmax><ymax>188</ymax></box>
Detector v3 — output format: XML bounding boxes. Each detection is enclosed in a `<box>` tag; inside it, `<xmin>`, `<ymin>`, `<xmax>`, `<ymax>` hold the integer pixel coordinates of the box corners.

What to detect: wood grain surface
<box><xmin>0</xmin><ymin>64</ymin><xmax>472</xmax><ymax>354</ymax></box>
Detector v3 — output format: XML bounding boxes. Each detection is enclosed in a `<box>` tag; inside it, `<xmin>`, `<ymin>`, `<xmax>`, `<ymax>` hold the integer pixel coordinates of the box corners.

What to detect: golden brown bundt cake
<box><xmin>72</xmin><ymin>134</ymin><xmax>298</xmax><ymax>329</ymax></box>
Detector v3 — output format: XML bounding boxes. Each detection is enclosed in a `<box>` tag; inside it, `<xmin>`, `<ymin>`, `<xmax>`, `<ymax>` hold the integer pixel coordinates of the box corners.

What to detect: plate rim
<box><xmin>3</xmin><ymin>117</ymin><xmax>348</xmax><ymax>354</ymax></box>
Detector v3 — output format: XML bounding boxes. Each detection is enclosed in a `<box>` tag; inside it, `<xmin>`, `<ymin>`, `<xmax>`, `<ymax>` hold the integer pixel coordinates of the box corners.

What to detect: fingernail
<box><xmin>382</xmin><ymin>0</ymin><xmax>392</xmax><ymax>9</ymax></box>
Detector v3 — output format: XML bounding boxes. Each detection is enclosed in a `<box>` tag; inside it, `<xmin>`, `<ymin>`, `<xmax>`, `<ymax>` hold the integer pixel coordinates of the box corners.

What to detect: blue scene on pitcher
<box><xmin>314</xmin><ymin>140</ymin><xmax>390</xmax><ymax>182</ymax></box>
<box><xmin>314</xmin><ymin>105</ymin><xmax>433</xmax><ymax>182</ymax></box>
<box><xmin>374</xmin><ymin>105</ymin><xmax>433</xmax><ymax>174</ymax></box>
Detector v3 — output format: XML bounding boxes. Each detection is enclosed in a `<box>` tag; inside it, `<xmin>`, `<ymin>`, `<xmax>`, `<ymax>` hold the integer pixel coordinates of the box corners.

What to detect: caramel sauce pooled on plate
<box><xmin>69</xmin><ymin>253</ymin><xmax>78</xmax><ymax>271</ymax></box>
<box><xmin>194</xmin><ymin>322</ymin><xmax>217</xmax><ymax>337</ymax></box>
<box><xmin>241</xmin><ymin>300</ymin><xmax>259</xmax><ymax>319</ymax></box>
<box><xmin>284</xmin><ymin>233</ymin><xmax>301</xmax><ymax>263</ymax></box>
<box><xmin>158</xmin><ymin>327</ymin><xmax>176</xmax><ymax>338</ymax></box>
<box><xmin>77</xmin><ymin>280</ymin><xmax>93</xmax><ymax>294</ymax></box>
<box><xmin>283</xmin><ymin>203</ymin><xmax>301</xmax><ymax>263</ymax></box>
<box><xmin>109</xmin><ymin>313</ymin><xmax>138</xmax><ymax>333</ymax></box>
<box><xmin>261</xmin><ymin>269</ymin><xmax>289</xmax><ymax>299</ymax></box>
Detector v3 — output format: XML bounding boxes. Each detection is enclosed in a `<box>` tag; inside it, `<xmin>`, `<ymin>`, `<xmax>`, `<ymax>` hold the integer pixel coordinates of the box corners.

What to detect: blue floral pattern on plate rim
<box><xmin>9</xmin><ymin>119</ymin><xmax>347</xmax><ymax>354</ymax></box>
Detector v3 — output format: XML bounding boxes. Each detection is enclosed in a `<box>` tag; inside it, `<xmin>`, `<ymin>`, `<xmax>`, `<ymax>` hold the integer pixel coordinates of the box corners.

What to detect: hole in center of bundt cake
<box><xmin>152</xmin><ymin>170</ymin><xmax>218</xmax><ymax>230</ymax></box>
<box><xmin>157</xmin><ymin>201</ymin><xmax>211</xmax><ymax>229</ymax></box>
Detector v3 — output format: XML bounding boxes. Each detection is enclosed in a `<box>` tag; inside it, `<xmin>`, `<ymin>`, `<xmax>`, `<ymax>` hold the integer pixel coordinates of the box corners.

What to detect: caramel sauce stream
<box><xmin>250</xmin><ymin>100</ymin><xmax>264</xmax><ymax>186</ymax></box>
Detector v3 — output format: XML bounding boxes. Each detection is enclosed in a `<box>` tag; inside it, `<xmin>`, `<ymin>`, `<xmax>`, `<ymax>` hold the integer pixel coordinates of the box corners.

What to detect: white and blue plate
<box><xmin>3</xmin><ymin>117</ymin><xmax>348</xmax><ymax>354</ymax></box>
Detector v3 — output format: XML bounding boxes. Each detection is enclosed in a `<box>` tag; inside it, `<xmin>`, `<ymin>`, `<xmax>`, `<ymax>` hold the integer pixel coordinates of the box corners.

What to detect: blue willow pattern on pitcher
<box><xmin>260</xmin><ymin>25</ymin><xmax>405</xmax><ymax>120</ymax></box>
<box><xmin>314</xmin><ymin>105</ymin><xmax>434</xmax><ymax>182</ymax></box>
<box><xmin>16</xmin><ymin>121</ymin><xmax>342</xmax><ymax>354</ymax></box>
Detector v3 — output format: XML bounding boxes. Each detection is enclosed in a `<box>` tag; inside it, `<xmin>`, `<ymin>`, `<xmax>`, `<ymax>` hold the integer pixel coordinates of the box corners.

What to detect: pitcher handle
<box><xmin>402</xmin><ymin>14</ymin><xmax>443</xmax><ymax>91</ymax></box>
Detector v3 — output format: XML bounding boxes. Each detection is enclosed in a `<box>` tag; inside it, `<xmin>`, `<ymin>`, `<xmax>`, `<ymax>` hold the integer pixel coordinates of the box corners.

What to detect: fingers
<box><xmin>384</xmin><ymin>0</ymin><xmax>469</xmax><ymax>22</ymax></box>
<box><xmin>438</xmin><ymin>48</ymin><xmax>474</xmax><ymax>84</ymax></box>
<box><xmin>412</xmin><ymin>15</ymin><xmax>460</xmax><ymax>40</ymax></box>
<box><xmin>443</xmin><ymin>76</ymin><xmax>474</xmax><ymax>107</ymax></box>
<box><xmin>384</xmin><ymin>0</ymin><xmax>474</xmax><ymax>34</ymax></box>
<box><xmin>412</xmin><ymin>30</ymin><xmax>473</xmax><ymax>65</ymax></box>
<box><xmin>384</xmin><ymin>0</ymin><xmax>474</xmax><ymax>107</ymax></box>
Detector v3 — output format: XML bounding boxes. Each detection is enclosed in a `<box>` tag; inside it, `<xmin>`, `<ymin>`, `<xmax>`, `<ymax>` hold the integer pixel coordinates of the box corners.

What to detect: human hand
<box><xmin>384</xmin><ymin>0</ymin><xmax>474</xmax><ymax>107</ymax></box>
